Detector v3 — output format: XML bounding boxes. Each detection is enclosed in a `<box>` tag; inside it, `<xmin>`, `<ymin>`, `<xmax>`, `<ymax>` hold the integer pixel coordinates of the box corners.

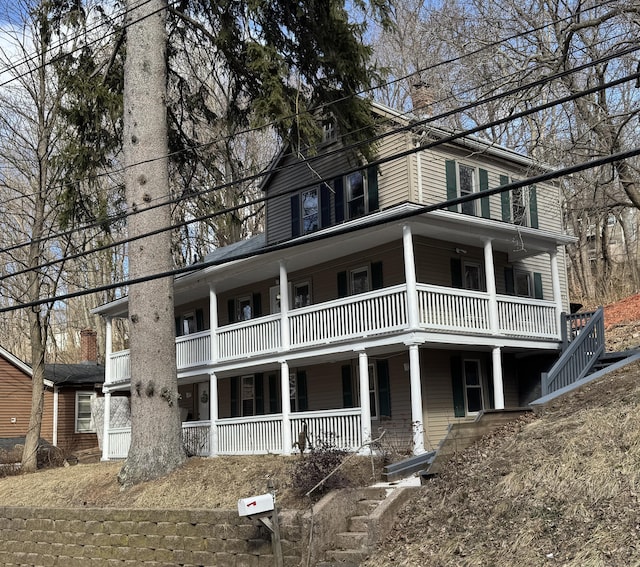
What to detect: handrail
<box><xmin>541</xmin><ymin>307</ymin><xmax>605</xmax><ymax>396</ymax></box>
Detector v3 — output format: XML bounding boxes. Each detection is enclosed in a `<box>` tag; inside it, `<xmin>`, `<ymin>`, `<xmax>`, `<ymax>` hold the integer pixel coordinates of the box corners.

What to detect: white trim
<box><xmin>75</xmin><ymin>391</ymin><xmax>97</xmax><ymax>433</ymax></box>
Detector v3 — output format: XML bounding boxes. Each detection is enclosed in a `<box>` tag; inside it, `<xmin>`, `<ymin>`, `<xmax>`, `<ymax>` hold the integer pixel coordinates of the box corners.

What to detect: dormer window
<box><xmin>322</xmin><ymin>115</ymin><xmax>337</xmax><ymax>143</ymax></box>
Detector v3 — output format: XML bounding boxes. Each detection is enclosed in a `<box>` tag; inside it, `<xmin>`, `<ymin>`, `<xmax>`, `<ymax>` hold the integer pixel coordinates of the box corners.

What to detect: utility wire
<box><xmin>1</xmin><ymin>144</ymin><xmax>639</xmax><ymax>315</ymax></box>
<box><xmin>2</xmin><ymin>38</ymin><xmax>638</xmax><ymax>260</ymax></box>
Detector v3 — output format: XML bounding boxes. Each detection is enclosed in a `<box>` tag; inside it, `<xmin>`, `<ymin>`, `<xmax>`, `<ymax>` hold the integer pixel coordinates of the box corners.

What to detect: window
<box><xmin>238</xmin><ymin>296</ymin><xmax>252</xmax><ymax>321</ymax></box>
<box><xmin>458</xmin><ymin>164</ymin><xmax>477</xmax><ymax>215</ymax></box>
<box><xmin>515</xmin><ymin>270</ymin><xmax>532</xmax><ymax>297</ymax></box>
<box><xmin>293</xmin><ymin>281</ymin><xmax>311</xmax><ymax>308</ymax></box>
<box><xmin>463</xmin><ymin>360</ymin><xmax>484</xmax><ymax>415</ymax></box>
<box><xmin>76</xmin><ymin>392</ymin><xmax>96</xmax><ymax>433</ymax></box>
<box><xmin>512</xmin><ymin>185</ymin><xmax>528</xmax><ymax>226</ymax></box>
<box><xmin>346</xmin><ymin>172</ymin><xmax>366</xmax><ymax>219</ymax></box>
<box><xmin>350</xmin><ymin>266</ymin><xmax>370</xmax><ymax>295</ymax></box>
<box><xmin>175</xmin><ymin>309</ymin><xmax>204</xmax><ymax>336</ymax></box>
<box><xmin>501</xmin><ymin>177</ymin><xmax>538</xmax><ymax>228</ymax></box>
<box><xmin>463</xmin><ymin>262</ymin><xmax>483</xmax><ymax>291</ymax></box>
<box><xmin>302</xmin><ymin>188</ymin><xmax>319</xmax><ymax>234</ymax></box>
<box><xmin>322</xmin><ymin>115</ymin><xmax>337</xmax><ymax>143</ymax></box>
<box><xmin>241</xmin><ymin>375</ymin><xmax>255</xmax><ymax>416</ymax></box>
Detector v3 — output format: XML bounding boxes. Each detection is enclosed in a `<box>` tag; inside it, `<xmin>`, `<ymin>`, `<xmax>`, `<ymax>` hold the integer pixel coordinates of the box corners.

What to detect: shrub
<box><xmin>291</xmin><ymin>440</ymin><xmax>349</xmax><ymax>500</ymax></box>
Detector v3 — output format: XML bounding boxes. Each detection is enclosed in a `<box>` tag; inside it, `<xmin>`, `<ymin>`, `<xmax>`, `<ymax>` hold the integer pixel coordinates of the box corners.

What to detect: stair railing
<box><xmin>541</xmin><ymin>307</ymin><xmax>605</xmax><ymax>396</ymax></box>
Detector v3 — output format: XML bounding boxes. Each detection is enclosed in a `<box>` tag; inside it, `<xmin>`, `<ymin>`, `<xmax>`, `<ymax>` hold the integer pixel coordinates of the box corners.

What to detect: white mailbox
<box><xmin>238</xmin><ymin>493</ymin><xmax>275</xmax><ymax>517</ymax></box>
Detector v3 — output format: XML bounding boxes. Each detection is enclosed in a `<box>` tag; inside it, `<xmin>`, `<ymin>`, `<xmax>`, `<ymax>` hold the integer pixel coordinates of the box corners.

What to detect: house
<box><xmin>94</xmin><ymin>101</ymin><xmax>574</xmax><ymax>460</ymax></box>
<box><xmin>0</xmin><ymin>329</ymin><xmax>105</xmax><ymax>456</ymax></box>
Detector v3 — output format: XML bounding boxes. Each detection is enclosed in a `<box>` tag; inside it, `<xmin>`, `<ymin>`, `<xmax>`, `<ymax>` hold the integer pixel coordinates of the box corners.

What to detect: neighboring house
<box><xmin>0</xmin><ymin>329</ymin><xmax>105</xmax><ymax>455</ymax></box>
<box><xmin>94</xmin><ymin>101</ymin><xmax>574</xmax><ymax>460</ymax></box>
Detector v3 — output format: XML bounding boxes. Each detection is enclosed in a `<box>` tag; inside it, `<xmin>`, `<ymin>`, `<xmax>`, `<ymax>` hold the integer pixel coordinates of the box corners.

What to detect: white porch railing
<box><xmin>106</xmin><ymin>409</ymin><xmax>362</xmax><ymax>458</ymax></box>
<box><xmin>497</xmin><ymin>296</ymin><xmax>557</xmax><ymax>338</ymax></box>
<box><xmin>289</xmin><ymin>285</ymin><xmax>407</xmax><ymax>346</ymax></box>
<box><xmin>217</xmin><ymin>414</ymin><xmax>283</xmax><ymax>455</ymax></box>
<box><xmin>107</xmin><ymin>283</ymin><xmax>561</xmax><ymax>384</ymax></box>
<box><xmin>290</xmin><ymin>408</ymin><xmax>362</xmax><ymax>451</ymax></box>
<box><xmin>176</xmin><ymin>330</ymin><xmax>211</xmax><ymax>369</ymax></box>
<box><xmin>417</xmin><ymin>284</ymin><xmax>490</xmax><ymax>332</ymax></box>
<box><xmin>182</xmin><ymin>421</ymin><xmax>211</xmax><ymax>456</ymax></box>
<box><xmin>217</xmin><ymin>314</ymin><xmax>281</xmax><ymax>361</ymax></box>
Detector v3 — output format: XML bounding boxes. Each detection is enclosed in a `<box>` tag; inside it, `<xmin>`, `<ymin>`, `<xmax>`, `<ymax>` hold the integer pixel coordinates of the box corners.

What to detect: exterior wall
<box><xmin>54</xmin><ymin>388</ymin><xmax>100</xmax><ymax>453</ymax></box>
<box><xmin>0</xmin><ymin>357</ymin><xmax>54</xmax><ymax>443</ymax></box>
<box><xmin>419</xmin><ymin>144</ymin><xmax>562</xmax><ymax>233</ymax></box>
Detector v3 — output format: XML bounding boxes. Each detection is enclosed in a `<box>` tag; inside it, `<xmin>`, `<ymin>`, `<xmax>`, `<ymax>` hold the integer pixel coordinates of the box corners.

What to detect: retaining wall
<box><xmin>0</xmin><ymin>506</ymin><xmax>305</xmax><ymax>566</ymax></box>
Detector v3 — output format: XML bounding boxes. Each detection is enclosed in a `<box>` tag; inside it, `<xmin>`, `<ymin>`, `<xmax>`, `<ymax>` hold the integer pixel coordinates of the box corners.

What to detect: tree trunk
<box><xmin>118</xmin><ymin>0</ymin><xmax>185</xmax><ymax>487</ymax></box>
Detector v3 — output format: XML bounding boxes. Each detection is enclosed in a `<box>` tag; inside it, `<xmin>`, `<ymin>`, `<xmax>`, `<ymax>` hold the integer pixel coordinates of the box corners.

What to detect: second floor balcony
<box><xmin>106</xmin><ymin>282</ymin><xmax>559</xmax><ymax>385</ymax></box>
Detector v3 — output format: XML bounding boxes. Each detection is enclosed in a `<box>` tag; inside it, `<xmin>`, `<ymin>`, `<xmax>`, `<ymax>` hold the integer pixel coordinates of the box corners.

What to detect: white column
<box><xmin>358</xmin><ymin>351</ymin><xmax>372</xmax><ymax>449</ymax></box>
<box><xmin>279</xmin><ymin>262</ymin><xmax>290</xmax><ymax>350</ymax></box>
<box><xmin>209</xmin><ymin>285</ymin><xmax>218</xmax><ymax>362</ymax></box>
<box><xmin>280</xmin><ymin>360</ymin><xmax>292</xmax><ymax>454</ymax></box>
<box><xmin>101</xmin><ymin>391</ymin><xmax>111</xmax><ymax>461</ymax></box>
<box><xmin>209</xmin><ymin>371</ymin><xmax>218</xmax><ymax>457</ymax></box>
<box><xmin>52</xmin><ymin>386</ymin><xmax>59</xmax><ymax>447</ymax></box>
<box><xmin>403</xmin><ymin>225</ymin><xmax>420</xmax><ymax>330</ymax></box>
<box><xmin>483</xmin><ymin>239</ymin><xmax>499</xmax><ymax>334</ymax></box>
<box><xmin>550</xmin><ymin>249</ymin><xmax>563</xmax><ymax>338</ymax></box>
<box><xmin>104</xmin><ymin>316</ymin><xmax>113</xmax><ymax>384</ymax></box>
<box><xmin>492</xmin><ymin>347</ymin><xmax>505</xmax><ymax>410</ymax></box>
<box><xmin>408</xmin><ymin>344</ymin><xmax>425</xmax><ymax>454</ymax></box>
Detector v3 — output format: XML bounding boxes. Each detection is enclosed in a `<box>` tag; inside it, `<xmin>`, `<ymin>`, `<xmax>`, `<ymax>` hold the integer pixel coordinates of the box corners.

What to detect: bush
<box><xmin>291</xmin><ymin>440</ymin><xmax>349</xmax><ymax>500</ymax></box>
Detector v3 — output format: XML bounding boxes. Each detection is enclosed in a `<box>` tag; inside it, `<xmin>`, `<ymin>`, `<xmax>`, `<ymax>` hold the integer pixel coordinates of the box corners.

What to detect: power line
<box><xmin>1</xmin><ymin>144</ymin><xmax>639</xmax><ymax>315</ymax></box>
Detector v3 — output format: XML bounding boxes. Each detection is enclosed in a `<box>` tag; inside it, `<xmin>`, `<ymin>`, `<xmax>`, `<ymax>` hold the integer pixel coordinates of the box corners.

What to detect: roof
<box><xmin>44</xmin><ymin>363</ymin><xmax>105</xmax><ymax>386</ymax></box>
<box><xmin>202</xmin><ymin>233</ymin><xmax>266</xmax><ymax>264</ymax></box>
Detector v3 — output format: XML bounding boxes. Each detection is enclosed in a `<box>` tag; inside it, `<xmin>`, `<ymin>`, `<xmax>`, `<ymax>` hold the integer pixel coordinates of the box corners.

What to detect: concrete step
<box><xmin>349</xmin><ymin>515</ymin><xmax>369</xmax><ymax>532</ymax></box>
<box><xmin>325</xmin><ymin>548</ymin><xmax>369</xmax><ymax>565</ymax></box>
<box><xmin>335</xmin><ymin>531</ymin><xmax>368</xmax><ymax>550</ymax></box>
<box><xmin>356</xmin><ymin>499</ymin><xmax>381</xmax><ymax>516</ymax></box>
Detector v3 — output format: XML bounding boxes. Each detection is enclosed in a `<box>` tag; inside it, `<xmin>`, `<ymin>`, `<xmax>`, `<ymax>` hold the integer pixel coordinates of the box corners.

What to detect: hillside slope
<box><xmin>363</xmin><ymin>361</ymin><xmax>640</xmax><ymax>567</ymax></box>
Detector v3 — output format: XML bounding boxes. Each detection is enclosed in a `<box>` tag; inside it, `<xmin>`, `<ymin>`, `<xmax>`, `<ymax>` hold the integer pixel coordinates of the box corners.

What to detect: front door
<box><xmin>198</xmin><ymin>382</ymin><xmax>210</xmax><ymax>420</ymax></box>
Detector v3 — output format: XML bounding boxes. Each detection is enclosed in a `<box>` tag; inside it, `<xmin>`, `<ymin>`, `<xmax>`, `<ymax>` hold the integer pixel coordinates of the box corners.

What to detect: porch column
<box><xmin>492</xmin><ymin>347</ymin><xmax>505</xmax><ymax>410</ymax></box>
<box><xmin>209</xmin><ymin>285</ymin><xmax>218</xmax><ymax>362</ymax></box>
<box><xmin>403</xmin><ymin>224</ymin><xmax>420</xmax><ymax>330</ymax></box>
<box><xmin>279</xmin><ymin>261</ymin><xmax>290</xmax><ymax>350</ymax></box>
<box><xmin>101</xmin><ymin>391</ymin><xmax>111</xmax><ymax>461</ymax></box>
<box><xmin>549</xmin><ymin>249</ymin><xmax>563</xmax><ymax>338</ymax></box>
<box><xmin>209</xmin><ymin>371</ymin><xmax>218</xmax><ymax>457</ymax></box>
<box><xmin>280</xmin><ymin>360</ymin><xmax>292</xmax><ymax>455</ymax></box>
<box><xmin>408</xmin><ymin>343</ymin><xmax>425</xmax><ymax>455</ymax></box>
<box><xmin>483</xmin><ymin>239</ymin><xmax>499</xmax><ymax>334</ymax></box>
<box><xmin>358</xmin><ymin>350</ymin><xmax>372</xmax><ymax>450</ymax></box>
<box><xmin>104</xmin><ymin>316</ymin><xmax>113</xmax><ymax>385</ymax></box>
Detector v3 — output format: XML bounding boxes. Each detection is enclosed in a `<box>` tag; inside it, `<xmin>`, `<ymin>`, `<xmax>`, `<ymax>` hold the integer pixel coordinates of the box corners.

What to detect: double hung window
<box><xmin>346</xmin><ymin>172</ymin><xmax>366</xmax><ymax>219</ymax></box>
<box><xmin>302</xmin><ymin>189</ymin><xmax>319</xmax><ymax>234</ymax></box>
<box><xmin>463</xmin><ymin>359</ymin><xmax>484</xmax><ymax>415</ymax></box>
<box><xmin>75</xmin><ymin>392</ymin><xmax>96</xmax><ymax>433</ymax></box>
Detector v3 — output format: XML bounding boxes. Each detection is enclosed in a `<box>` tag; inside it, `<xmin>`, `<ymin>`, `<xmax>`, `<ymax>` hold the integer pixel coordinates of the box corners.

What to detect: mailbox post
<box><xmin>238</xmin><ymin>484</ymin><xmax>283</xmax><ymax>567</ymax></box>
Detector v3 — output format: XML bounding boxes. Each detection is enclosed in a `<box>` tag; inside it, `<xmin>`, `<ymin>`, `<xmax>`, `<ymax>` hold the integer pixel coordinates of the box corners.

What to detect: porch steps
<box><xmin>316</xmin><ymin>485</ymin><xmax>418</xmax><ymax>567</ymax></box>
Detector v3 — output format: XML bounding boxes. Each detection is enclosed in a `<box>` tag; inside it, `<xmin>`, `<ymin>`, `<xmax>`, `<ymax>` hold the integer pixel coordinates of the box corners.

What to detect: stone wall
<box><xmin>0</xmin><ymin>506</ymin><xmax>305</xmax><ymax>566</ymax></box>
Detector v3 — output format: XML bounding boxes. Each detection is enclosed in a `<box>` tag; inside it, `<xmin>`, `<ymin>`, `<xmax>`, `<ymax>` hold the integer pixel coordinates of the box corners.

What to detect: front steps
<box><xmin>314</xmin><ymin>485</ymin><xmax>417</xmax><ymax>567</ymax></box>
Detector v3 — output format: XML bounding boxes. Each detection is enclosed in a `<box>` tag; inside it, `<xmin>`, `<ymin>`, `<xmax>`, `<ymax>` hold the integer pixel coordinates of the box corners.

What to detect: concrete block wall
<box><xmin>0</xmin><ymin>507</ymin><xmax>304</xmax><ymax>566</ymax></box>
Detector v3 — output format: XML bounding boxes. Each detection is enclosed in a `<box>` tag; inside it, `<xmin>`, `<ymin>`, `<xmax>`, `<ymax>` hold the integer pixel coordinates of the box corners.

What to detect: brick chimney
<box><xmin>410</xmin><ymin>80</ymin><xmax>433</xmax><ymax>117</ymax></box>
<box><xmin>80</xmin><ymin>329</ymin><xmax>98</xmax><ymax>364</ymax></box>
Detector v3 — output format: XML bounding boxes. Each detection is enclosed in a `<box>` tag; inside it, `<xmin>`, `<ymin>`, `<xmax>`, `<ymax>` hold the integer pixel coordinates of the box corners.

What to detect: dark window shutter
<box><xmin>533</xmin><ymin>272</ymin><xmax>544</xmax><ymax>299</ymax></box>
<box><xmin>297</xmin><ymin>370</ymin><xmax>308</xmax><ymax>412</ymax></box>
<box><xmin>371</xmin><ymin>261</ymin><xmax>383</xmax><ymax>290</ymax></box>
<box><xmin>367</xmin><ymin>166</ymin><xmax>379</xmax><ymax>212</ymax></box>
<box><xmin>230</xmin><ymin>376</ymin><xmax>239</xmax><ymax>417</ymax></box>
<box><xmin>479</xmin><ymin>168</ymin><xmax>490</xmax><ymax>218</ymax></box>
<box><xmin>320</xmin><ymin>184</ymin><xmax>331</xmax><ymax>227</ymax></box>
<box><xmin>376</xmin><ymin>359</ymin><xmax>392</xmax><ymax>418</ymax></box>
<box><xmin>486</xmin><ymin>357</ymin><xmax>495</xmax><ymax>410</ymax></box>
<box><xmin>504</xmin><ymin>267</ymin><xmax>515</xmax><ymax>295</ymax></box>
<box><xmin>451</xmin><ymin>257</ymin><xmax>463</xmax><ymax>288</ymax></box>
<box><xmin>255</xmin><ymin>373</ymin><xmax>264</xmax><ymax>415</ymax></box>
<box><xmin>341</xmin><ymin>365</ymin><xmax>353</xmax><ymax>407</ymax></box>
<box><xmin>450</xmin><ymin>356</ymin><xmax>465</xmax><ymax>418</ymax></box>
<box><xmin>175</xmin><ymin>316</ymin><xmax>181</xmax><ymax>337</ymax></box>
<box><xmin>252</xmin><ymin>293</ymin><xmax>262</xmax><ymax>317</ymax></box>
<box><xmin>227</xmin><ymin>299</ymin><xmax>236</xmax><ymax>323</ymax></box>
<box><xmin>445</xmin><ymin>160</ymin><xmax>458</xmax><ymax>212</ymax></box>
<box><xmin>500</xmin><ymin>175</ymin><xmax>511</xmax><ymax>221</ymax></box>
<box><xmin>196</xmin><ymin>308</ymin><xmax>204</xmax><ymax>332</ymax></box>
<box><xmin>290</xmin><ymin>194</ymin><xmax>301</xmax><ymax>237</ymax></box>
<box><xmin>337</xmin><ymin>271</ymin><xmax>348</xmax><ymax>298</ymax></box>
<box><xmin>334</xmin><ymin>177</ymin><xmax>344</xmax><ymax>223</ymax></box>
<box><xmin>268</xmin><ymin>374</ymin><xmax>279</xmax><ymax>414</ymax></box>
<box><xmin>529</xmin><ymin>185</ymin><xmax>539</xmax><ymax>229</ymax></box>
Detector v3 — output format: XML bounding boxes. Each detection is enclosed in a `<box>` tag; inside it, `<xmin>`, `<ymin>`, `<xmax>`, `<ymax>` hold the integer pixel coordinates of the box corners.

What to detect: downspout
<box><xmin>52</xmin><ymin>385</ymin><xmax>58</xmax><ymax>446</ymax></box>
